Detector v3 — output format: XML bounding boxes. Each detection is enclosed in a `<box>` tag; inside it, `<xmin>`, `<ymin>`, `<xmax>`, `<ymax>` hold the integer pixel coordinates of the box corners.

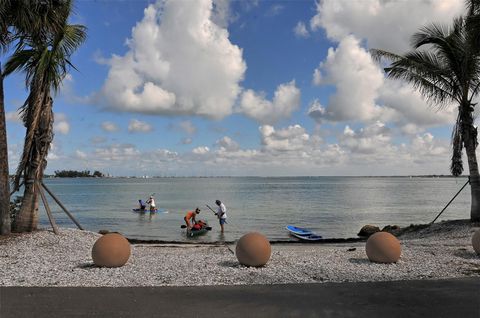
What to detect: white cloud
<box><xmin>409</xmin><ymin>133</ymin><xmax>449</xmax><ymax>164</ymax></box>
<box><xmin>94</xmin><ymin>144</ymin><xmax>141</xmax><ymax>161</ymax></box>
<box><xmin>46</xmin><ymin>142</ymin><xmax>61</xmax><ymax>160</ymax></box>
<box><xmin>294</xmin><ymin>21</ymin><xmax>309</xmax><ymax>38</ymax></box>
<box><xmin>215</xmin><ymin>136</ymin><xmax>239</xmax><ymax>151</ymax></box>
<box><xmin>307</xmin><ymin>99</ymin><xmax>326</xmax><ymax>123</ymax></box>
<box><xmin>311</xmin><ymin>36</ymin><xmax>384</xmax><ymax>122</ymax></box>
<box><xmin>192</xmin><ymin>146</ymin><xmax>210</xmax><ymax>154</ymax></box>
<box><xmin>98</xmin><ymin>0</ymin><xmax>246</xmax><ymax>119</ymax></box>
<box><xmin>309</xmin><ymin>36</ymin><xmax>456</xmax><ymax>130</ymax></box>
<box><xmin>211</xmin><ymin>0</ymin><xmax>237</xmax><ymax>28</ymax></box>
<box><xmin>128</xmin><ymin>119</ymin><xmax>153</xmax><ymax>133</ymax></box>
<box><xmin>239</xmin><ymin>80</ymin><xmax>301</xmax><ymax>124</ymax></box>
<box><xmin>37</xmin><ymin>121</ymin><xmax>458</xmax><ymax>176</ymax></box>
<box><xmin>101</xmin><ymin>121</ymin><xmax>119</xmax><ymax>132</ymax></box>
<box><xmin>310</xmin><ymin>0</ymin><xmax>464</xmax><ymax>52</ymax></box>
<box><xmin>312</xmin><ymin>67</ymin><xmax>322</xmax><ymax>86</ymax></box>
<box><xmin>339</xmin><ymin>121</ymin><xmax>392</xmax><ymax>155</ymax></box>
<box><xmin>378</xmin><ymin>79</ymin><xmax>455</xmax><ymax>129</ymax></box>
<box><xmin>260</xmin><ymin>124</ymin><xmax>310</xmax><ymax>152</ymax></box>
<box><xmin>54</xmin><ymin>113</ymin><xmax>70</xmax><ymax>135</ymax></box>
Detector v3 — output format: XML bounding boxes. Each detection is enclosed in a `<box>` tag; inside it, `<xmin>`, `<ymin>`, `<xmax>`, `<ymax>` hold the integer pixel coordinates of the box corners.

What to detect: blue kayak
<box><xmin>286</xmin><ymin>225</ymin><xmax>313</xmax><ymax>236</ymax></box>
<box><xmin>291</xmin><ymin>232</ymin><xmax>323</xmax><ymax>241</ymax></box>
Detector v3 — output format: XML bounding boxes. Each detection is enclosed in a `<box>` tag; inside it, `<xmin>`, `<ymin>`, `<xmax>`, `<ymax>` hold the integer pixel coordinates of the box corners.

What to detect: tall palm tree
<box><xmin>3</xmin><ymin>3</ymin><xmax>86</xmax><ymax>232</ymax></box>
<box><xmin>0</xmin><ymin>0</ymin><xmax>76</xmax><ymax>234</ymax></box>
<box><xmin>0</xmin><ymin>60</ymin><xmax>9</xmax><ymax>235</ymax></box>
<box><xmin>371</xmin><ymin>2</ymin><xmax>480</xmax><ymax>221</ymax></box>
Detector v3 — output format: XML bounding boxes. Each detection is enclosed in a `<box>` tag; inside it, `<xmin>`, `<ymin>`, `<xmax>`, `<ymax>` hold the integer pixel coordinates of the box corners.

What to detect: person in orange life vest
<box><xmin>184</xmin><ymin>207</ymin><xmax>201</xmax><ymax>230</ymax></box>
<box><xmin>192</xmin><ymin>219</ymin><xmax>207</xmax><ymax>230</ymax></box>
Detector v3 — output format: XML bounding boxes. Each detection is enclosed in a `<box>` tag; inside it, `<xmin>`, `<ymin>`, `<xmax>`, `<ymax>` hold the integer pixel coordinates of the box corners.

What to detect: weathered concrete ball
<box><xmin>472</xmin><ymin>229</ymin><xmax>480</xmax><ymax>255</ymax></box>
<box><xmin>236</xmin><ymin>232</ymin><xmax>271</xmax><ymax>267</ymax></box>
<box><xmin>366</xmin><ymin>231</ymin><xmax>401</xmax><ymax>263</ymax></box>
<box><xmin>92</xmin><ymin>233</ymin><xmax>131</xmax><ymax>267</ymax></box>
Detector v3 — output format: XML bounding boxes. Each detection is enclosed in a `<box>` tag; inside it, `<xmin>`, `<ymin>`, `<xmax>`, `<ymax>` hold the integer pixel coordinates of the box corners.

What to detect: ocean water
<box><xmin>27</xmin><ymin>177</ymin><xmax>471</xmax><ymax>242</ymax></box>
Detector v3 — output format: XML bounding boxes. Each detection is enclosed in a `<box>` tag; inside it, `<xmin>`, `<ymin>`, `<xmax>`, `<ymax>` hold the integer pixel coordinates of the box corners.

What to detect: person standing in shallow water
<box><xmin>146</xmin><ymin>196</ymin><xmax>156</xmax><ymax>212</ymax></box>
<box><xmin>215</xmin><ymin>199</ymin><xmax>227</xmax><ymax>233</ymax></box>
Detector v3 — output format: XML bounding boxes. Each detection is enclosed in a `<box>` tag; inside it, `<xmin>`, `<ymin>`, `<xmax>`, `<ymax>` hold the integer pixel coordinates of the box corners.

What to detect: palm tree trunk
<box><xmin>0</xmin><ymin>62</ymin><xmax>11</xmax><ymax>235</ymax></box>
<box><xmin>463</xmin><ymin>108</ymin><xmax>480</xmax><ymax>222</ymax></box>
<box><xmin>13</xmin><ymin>89</ymin><xmax>53</xmax><ymax>232</ymax></box>
<box><xmin>13</xmin><ymin>179</ymin><xmax>38</xmax><ymax>232</ymax></box>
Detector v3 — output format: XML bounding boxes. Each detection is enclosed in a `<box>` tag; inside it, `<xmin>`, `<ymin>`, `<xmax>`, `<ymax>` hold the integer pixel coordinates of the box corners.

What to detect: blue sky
<box><xmin>3</xmin><ymin>0</ymin><xmax>473</xmax><ymax>176</ymax></box>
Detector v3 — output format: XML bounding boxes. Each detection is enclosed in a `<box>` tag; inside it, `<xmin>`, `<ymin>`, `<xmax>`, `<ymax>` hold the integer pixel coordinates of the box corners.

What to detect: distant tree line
<box><xmin>54</xmin><ymin>170</ymin><xmax>104</xmax><ymax>178</ymax></box>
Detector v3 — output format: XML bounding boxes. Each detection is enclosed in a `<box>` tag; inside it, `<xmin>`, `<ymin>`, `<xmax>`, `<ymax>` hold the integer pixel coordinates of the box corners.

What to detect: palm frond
<box><xmin>369</xmin><ymin>49</ymin><xmax>404</xmax><ymax>64</ymax></box>
<box><xmin>465</xmin><ymin>0</ymin><xmax>480</xmax><ymax>15</ymax></box>
<box><xmin>2</xmin><ymin>49</ymin><xmax>34</xmax><ymax>77</ymax></box>
<box><xmin>54</xmin><ymin>24</ymin><xmax>87</xmax><ymax>57</ymax></box>
<box><xmin>384</xmin><ymin>50</ymin><xmax>458</xmax><ymax>106</ymax></box>
<box><xmin>411</xmin><ymin>22</ymin><xmax>452</xmax><ymax>49</ymax></box>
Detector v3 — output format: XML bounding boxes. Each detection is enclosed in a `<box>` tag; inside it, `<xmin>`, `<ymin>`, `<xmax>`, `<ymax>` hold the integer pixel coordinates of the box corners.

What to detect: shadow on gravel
<box><xmin>348</xmin><ymin>258</ymin><xmax>371</xmax><ymax>264</ymax></box>
<box><xmin>453</xmin><ymin>248</ymin><xmax>478</xmax><ymax>259</ymax></box>
<box><xmin>77</xmin><ymin>262</ymin><xmax>96</xmax><ymax>269</ymax></box>
<box><xmin>218</xmin><ymin>260</ymin><xmax>240</xmax><ymax>268</ymax></box>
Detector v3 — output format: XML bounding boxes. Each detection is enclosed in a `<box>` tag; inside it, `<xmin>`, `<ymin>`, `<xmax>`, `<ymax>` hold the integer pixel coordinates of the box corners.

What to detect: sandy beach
<box><xmin>0</xmin><ymin>220</ymin><xmax>479</xmax><ymax>287</ymax></box>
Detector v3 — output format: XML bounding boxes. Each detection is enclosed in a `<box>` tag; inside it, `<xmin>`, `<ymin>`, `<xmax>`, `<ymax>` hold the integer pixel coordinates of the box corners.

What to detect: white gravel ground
<box><xmin>0</xmin><ymin>221</ymin><xmax>479</xmax><ymax>287</ymax></box>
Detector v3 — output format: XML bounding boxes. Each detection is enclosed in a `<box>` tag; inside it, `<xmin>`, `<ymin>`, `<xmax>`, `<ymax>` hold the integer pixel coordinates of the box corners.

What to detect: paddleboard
<box><xmin>132</xmin><ymin>208</ymin><xmax>167</xmax><ymax>213</ymax></box>
<box><xmin>291</xmin><ymin>232</ymin><xmax>323</xmax><ymax>241</ymax></box>
<box><xmin>286</xmin><ymin>225</ymin><xmax>313</xmax><ymax>236</ymax></box>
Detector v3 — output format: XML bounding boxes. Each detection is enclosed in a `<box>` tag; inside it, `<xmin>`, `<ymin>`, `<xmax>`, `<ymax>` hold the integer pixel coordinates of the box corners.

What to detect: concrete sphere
<box><xmin>92</xmin><ymin>233</ymin><xmax>131</xmax><ymax>267</ymax></box>
<box><xmin>236</xmin><ymin>232</ymin><xmax>271</xmax><ymax>267</ymax></box>
<box><xmin>366</xmin><ymin>232</ymin><xmax>401</xmax><ymax>263</ymax></box>
<box><xmin>472</xmin><ymin>229</ymin><xmax>480</xmax><ymax>255</ymax></box>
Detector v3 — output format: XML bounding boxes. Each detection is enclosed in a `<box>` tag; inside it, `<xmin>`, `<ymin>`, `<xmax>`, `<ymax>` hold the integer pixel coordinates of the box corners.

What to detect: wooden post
<box><xmin>41</xmin><ymin>182</ymin><xmax>83</xmax><ymax>230</ymax></box>
<box><xmin>37</xmin><ymin>183</ymin><xmax>59</xmax><ymax>235</ymax></box>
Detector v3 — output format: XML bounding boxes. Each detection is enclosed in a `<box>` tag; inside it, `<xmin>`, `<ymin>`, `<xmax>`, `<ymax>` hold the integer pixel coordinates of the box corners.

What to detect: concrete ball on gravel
<box><xmin>235</xmin><ymin>232</ymin><xmax>271</xmax><ymax>267</ymax></box>
<box><xmin>366</xmin><ymin>232</ymin><xmax>401</xmax><ymax>263</ymax></box>
<box><xmin>92</xmin><ymin>233</ymin><xmax>131</xmax><ymax>267</ymax></box>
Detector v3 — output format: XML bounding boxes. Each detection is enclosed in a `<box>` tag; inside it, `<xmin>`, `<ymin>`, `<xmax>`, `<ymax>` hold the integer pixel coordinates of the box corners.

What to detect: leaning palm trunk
<box><xmin>0</xmin><ymin>63</ymin><xmax>11</xmax><ymax>235</ymax></box>
<box><xmin>13</xmin><ymin>81</ymin><xmax>54</xmax><ymax>232</ymax></box>
<box><xmin>462</xmin><ymin>106</ymin><xmax>480</xmax><ymax>221</ymax></box>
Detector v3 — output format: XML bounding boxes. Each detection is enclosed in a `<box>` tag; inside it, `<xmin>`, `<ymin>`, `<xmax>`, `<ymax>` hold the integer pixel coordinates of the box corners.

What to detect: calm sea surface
<box><xmin>29</xmin><ymin>177</ymin><xmax>471</xmax><ymax>242</ymax></box>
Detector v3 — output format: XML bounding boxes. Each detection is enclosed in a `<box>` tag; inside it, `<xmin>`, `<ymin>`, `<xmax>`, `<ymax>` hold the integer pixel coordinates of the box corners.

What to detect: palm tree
<box><xmin>0</xmin><ymin>0</ymin><xmax>77</xmax><ymax>234</ymax></box>
<box><xmin>371</xmin><ymin>1</ymin><xmax>480</xmax><ymax>221</ymax></box>
<box><xmin>0</xmin><ymin>60</ymin><xmax>9</xmax><ymax>235</ymax></box>
<box><xmin>3</xmin><ymin>1</ymin><xmax>86</xmax><ymax>232</ymax></box>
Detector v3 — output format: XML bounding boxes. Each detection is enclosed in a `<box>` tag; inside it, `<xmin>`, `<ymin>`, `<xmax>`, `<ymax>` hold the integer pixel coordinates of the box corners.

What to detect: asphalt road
<box><xmin>1</xmin><ymin>278</ymin><xmax>479</xmax><ymax>318</ymax></box>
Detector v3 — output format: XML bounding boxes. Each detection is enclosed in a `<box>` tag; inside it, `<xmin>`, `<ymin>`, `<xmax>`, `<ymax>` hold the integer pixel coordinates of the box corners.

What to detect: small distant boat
<box><xmin>290</xmin><ymin>232</ymin><xmax>323</xmax><ymax>241</ymax></box>
<box><xmin>286</xmin><ymin>225</ymin><xmax>313</xmax><ymax>236</ymax></box>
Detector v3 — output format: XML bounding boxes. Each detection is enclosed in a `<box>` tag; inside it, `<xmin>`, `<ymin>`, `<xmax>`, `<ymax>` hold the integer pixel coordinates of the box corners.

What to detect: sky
<box><xmin>2</xmin><ymin>0</ymin><xmax>476</xmax><ymax>177</ymax></box>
